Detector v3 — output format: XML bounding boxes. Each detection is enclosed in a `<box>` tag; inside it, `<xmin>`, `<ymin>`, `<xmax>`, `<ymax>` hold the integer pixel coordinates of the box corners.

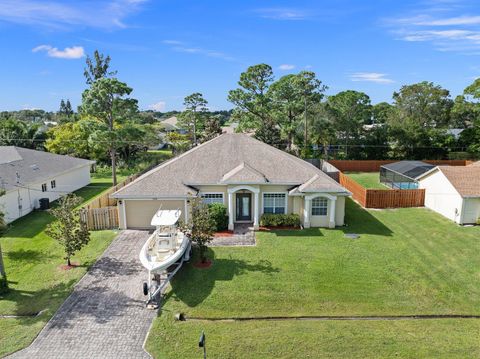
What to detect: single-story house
<box><xmin>112</xmin><ymin>134</ymin><xmax>350</xmax><ymax>230</ymax></box>
<box><xmin>0</xmin><ymin>146</ymin><xmax>94</xmax><ymax>223</ymax></box>
<box><xmin>418</xmin><ymin>166</ymin><xmax>480</xmax><ymax>225</ymax></box>
<box><xmin>380</xmin><ymin>161</ymin><xmax>435</xmax><ymax>189</ymax></box>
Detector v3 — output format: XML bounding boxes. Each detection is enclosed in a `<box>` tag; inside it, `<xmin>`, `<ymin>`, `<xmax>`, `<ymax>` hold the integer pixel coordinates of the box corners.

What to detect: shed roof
<box><xmin>112</xmin><ymin>134</ymin><xmax>348</xmax><ymax>198</ymax></box>
<box><xmin>381</xmin><ymin>161</ymin><xmax>435</xmax><ymax>180</ymax></box>
<box><xmin>0</xmin><ymin>146</ymin><xmax>94</xmax><ymax>192</ymax></box>
<box><xmin>437</xmin><ymin>166</ymin><xmax>480</xmax><ymax>197</ymax></box>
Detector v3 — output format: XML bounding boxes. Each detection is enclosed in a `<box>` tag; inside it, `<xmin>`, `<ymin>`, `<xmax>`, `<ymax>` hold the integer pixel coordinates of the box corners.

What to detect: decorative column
<box><xmin>329</xmin><ymin>197</ymin><xmax>337</xmax><ymax>228</ymax></box>
<box><xmin>228</xmin><ymin>192</ymin><xmax>234</xmax><ymax>230</ymax></box>
<box><xmin>303</xmin><ymin>197</ymin><xmax>311</xmax><ymax>228</ymax></box>
<box><xmin>253</xmin><ymin>191</ymin><xmax>259</xmax><ymax>230</ymax></box>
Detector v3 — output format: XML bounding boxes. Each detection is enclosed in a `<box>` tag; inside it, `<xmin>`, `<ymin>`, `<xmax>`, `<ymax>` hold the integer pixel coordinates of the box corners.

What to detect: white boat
<box><xmin>139</xmin><ymin>208</ymin><xmax>191</xmax><ymax>307</ymax></box>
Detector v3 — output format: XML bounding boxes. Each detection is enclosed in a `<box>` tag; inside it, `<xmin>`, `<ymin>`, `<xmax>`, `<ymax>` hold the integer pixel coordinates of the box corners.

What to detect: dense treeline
<box><xmin>1</xmin><ymin>58</ymin><xmax>479</xmax><ymax>164</ymax></box>
<box><xmin>228</xmin><ymin>64</ymin><xmax>480</xmax><ymax>160</ymax></box>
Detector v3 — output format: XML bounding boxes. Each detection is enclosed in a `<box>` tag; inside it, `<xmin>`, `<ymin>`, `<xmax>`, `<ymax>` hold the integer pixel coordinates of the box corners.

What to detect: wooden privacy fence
<box><xmin>80</xmin><ymin>174</ymin><xmax>140</xmax><ymax>230</ymax></box>
<box><xmin>339</xmin><ymin>172</ymin><xmax>425</xmax><ymax>209</ymax></box>
<box><xmin>80</xmin><ymin>206</ymin><xmax>119</xmax><ymax>230</ymax></box>
<box><xmin>330</xmin><ymin>160</ymin><xmax>473</xmax><ymax>172</ymax></box>
<box><xmin>83</xmin><ymin>174</ymin><xmax>139</xmax><ymax>210</ymax></box>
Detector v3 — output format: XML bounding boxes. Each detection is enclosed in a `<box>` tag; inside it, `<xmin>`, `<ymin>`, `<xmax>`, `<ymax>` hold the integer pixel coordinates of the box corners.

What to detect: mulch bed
<box><xmin>58</xmin><ymin>262</ymin><xmax>80</xmax><ymax>271</ymax></box>
<box><xmin>259</xmin><ymin>226</ymin><xmax>301</xmax><ymax>231</ymax></box>
<box><xmin>193</xmin><ymin>260</ymin><xmax>213</xmax><ymax>269</ymax></box>
<box><xmin>214</xmin><ymin>230</ymin><xmax>234</xmax><ymax>237</ymax></box>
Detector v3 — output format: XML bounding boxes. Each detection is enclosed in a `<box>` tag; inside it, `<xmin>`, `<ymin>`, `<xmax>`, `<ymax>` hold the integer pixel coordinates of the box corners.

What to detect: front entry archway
<box><xmin>236</xmin><ymin>192</ymin><xmax>252</xmax><ymax>221</ymax></box>
<box><xmin>227</xmin><ymin>185</ymin><xmax>260</xmax><ymax>230</ymax></box>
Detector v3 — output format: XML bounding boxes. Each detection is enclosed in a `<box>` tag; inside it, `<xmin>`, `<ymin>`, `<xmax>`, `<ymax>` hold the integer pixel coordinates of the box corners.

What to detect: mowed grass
<box><xmin>146</xmin><ymin>200</ymin><xmax>480</xmax><ymax>358</ymax></box>
<box><xmin>0</xmin><ymin>174</ymin><xmax>118</xmax><ymax>357</ymax></box>
<box><xmin>345</xmin><ymin>171</ymin><xmax>388</xmax><ymax>189</ymax></box>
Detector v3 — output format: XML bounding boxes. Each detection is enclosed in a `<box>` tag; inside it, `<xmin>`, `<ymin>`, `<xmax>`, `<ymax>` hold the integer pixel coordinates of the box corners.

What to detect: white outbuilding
<box><xmin>417</xmin><ymin>165</ymin><xmax>480</xmax><ymax>225</ymax></box>
<box><xmin>0</xmin><ymin>146</ymin><xmax>94</xmax><ymax>223</ymax></box>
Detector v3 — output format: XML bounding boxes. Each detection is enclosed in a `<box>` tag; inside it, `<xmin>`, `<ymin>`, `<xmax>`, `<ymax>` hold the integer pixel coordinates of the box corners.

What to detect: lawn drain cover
<box><xmin>344</xmin><ymin>233</ymin><xmax>359</xmax><ymax>239</ymax></box>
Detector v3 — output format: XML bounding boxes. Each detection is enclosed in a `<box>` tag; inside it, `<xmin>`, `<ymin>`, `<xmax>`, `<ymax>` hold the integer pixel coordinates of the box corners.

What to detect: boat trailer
<box><xmin>143</xmin><ymin>242</ymin><xmax>192</xmax><ymax>309</ymax></box>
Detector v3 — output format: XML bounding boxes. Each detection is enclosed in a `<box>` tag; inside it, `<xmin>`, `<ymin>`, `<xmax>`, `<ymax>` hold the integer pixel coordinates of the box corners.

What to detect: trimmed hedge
<box><xmin>208</xmin><ymin>203</ymin><xmax>229</xmax><ymax>231</ymax></box>
<box><xmin>260</xmin><ymin>213</ymin><xmax>301</xmax><ymax>228</ymax></box>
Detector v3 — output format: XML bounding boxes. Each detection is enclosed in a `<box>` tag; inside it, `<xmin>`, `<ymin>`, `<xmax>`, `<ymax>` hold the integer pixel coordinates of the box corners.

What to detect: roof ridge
<box><xmin>221</xmin><ymin>160</ymin><xmax>267</xmax><ymax>183</ymax></box>
<box><xmin>241</xmin><ymin>135</ymin><xmax>341</xmax><ymax>186</ymax></box>
<box><xmin>113</xmin><ymin>133</ymin><xmax>226</xmax><ymax>196</ymax></box>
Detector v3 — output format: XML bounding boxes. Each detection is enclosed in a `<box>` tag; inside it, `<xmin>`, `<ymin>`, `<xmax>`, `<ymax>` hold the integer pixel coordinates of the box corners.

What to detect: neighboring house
<box><xmin>0</xmin><ymin>146</ymin><xmax>94</xmax><ymax>223</ymax></box>
<box><xmin>418</xmin><ymin>166</ymin><xmax>480</xmax><ymax>225</ymax></box>
<box><xmin>380</xmin><ymin>161</ymin><xmax>435</xmax><ymax>189</ymax></box>
<box><xmin>112</xmin><ymin>134</ymin><xmax>350</xmax><ymax>230</ymax></box>
<box><xmin>446</xmin><ymin>128</ymin><xmax>464</xmax><ymax>140</ymax></box>
<box><xmin>161</xmin><ymin>116</ymin><xmax>187</xmax><ymax>134</ymax></box>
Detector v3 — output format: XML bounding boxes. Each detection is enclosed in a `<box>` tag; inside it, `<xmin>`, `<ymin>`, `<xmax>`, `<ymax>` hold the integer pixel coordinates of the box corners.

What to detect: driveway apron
<box><xmin>10</xmin><ymin>230</ymin><xmax>156</xmax><ymax>359</ymax></box>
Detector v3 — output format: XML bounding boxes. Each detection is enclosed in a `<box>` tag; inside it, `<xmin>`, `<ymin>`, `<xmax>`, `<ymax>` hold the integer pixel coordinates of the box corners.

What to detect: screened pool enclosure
<box><xmin>380</xmin><ymin>161</ymin><xmax>435</xmax><ymax>189</ymax></box>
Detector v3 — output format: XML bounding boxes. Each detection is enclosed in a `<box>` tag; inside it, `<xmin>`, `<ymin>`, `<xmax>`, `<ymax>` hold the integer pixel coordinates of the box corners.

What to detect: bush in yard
<box><xmin>208</xmin><ymin>203</ymin><xmax>228</xmax><ymax>231</ymax></box>
<box><xmin>45</xmin><ymin>194</ymin><xmax>90</xmax><ymax>267</ymax></box>
<box><xmin>260</xmin><ymin>213</ymin><xmax>301</xmax><ymax>228</ymax></box>
<box><xmin>180</xmin><ymin>198</ymin><xmax>215</xmax><ymax>263</ymax></box>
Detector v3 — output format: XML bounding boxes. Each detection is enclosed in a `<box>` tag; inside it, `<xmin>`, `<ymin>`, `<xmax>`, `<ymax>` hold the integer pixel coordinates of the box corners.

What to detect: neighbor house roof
<box><xmin>0</xmin><ymin>146</ymin><xmax>94</xmax><ymax>193</ymax></box>
<box><xmin>161</xmin><ymin>116</ymin><xmax>179</xmax><ymax>130</ymax></box>
<box><xmin>381</xmin><ymin>161</ymin><xmax>435</xmax><ymax>180</ymax></box>
<box><xmin>112</xmin><ymin>134</ymin><xmax>348</xmax><ymax>198</ymax></box>
<box><xmin>437</xmin><ymin>166</ymin><xmax>480</xmax><ymax>197</ymax></box>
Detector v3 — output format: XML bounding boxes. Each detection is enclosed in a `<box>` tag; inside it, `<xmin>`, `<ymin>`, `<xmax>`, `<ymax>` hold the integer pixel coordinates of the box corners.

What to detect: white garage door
<box><xmin>463</xmin><ymin>198</ymin><xmax>480</xmax><ymax>224</ymax></box>
<box><xmin>125</xmin><ymin>200</ymin><xmax>185</xmax><ymax>228</ymax></box>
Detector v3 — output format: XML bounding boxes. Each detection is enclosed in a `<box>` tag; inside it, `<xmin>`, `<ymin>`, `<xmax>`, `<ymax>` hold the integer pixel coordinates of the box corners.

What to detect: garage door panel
<box><xmin>125</xmin><ymin>200</ymin><xmax>185</xmax><ymax>228</ymax></box>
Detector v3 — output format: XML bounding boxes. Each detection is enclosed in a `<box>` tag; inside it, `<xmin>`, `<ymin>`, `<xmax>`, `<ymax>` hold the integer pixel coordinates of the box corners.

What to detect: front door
<box><xmin>236</xmin><ymin>193</ymin><xmax>252</xmax><ymax>221</ymax></box>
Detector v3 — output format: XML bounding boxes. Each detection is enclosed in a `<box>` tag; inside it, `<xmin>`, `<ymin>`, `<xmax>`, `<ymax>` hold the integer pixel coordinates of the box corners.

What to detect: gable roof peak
<box><xmin>221</xmin><ymin>161</ymin><xmax>268</xmax><ymax>184</ymax></box>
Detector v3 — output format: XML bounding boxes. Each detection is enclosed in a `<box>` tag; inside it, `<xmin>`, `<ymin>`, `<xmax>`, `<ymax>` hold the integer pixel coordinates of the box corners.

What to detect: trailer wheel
<box><xmin>143</xmin><ymin>282</ymin><xmax>149</xmax><ymax>296</ymax></box>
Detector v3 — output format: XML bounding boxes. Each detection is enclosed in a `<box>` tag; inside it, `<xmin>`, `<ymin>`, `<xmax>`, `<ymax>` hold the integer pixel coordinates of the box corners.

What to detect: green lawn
<box><xmin>146</xmin><ymin>200</ymin><xmax>480</xmax><ymax>358</ymax></box>
<box><xmin>345</xmin><ymin>171</ymin><xmax>388</xmax><ymax>189</ymax></box>
<box><xmin>0</xmin><ymin>175</ymin><xmax>118</xmax><ymax>357</ymax></box>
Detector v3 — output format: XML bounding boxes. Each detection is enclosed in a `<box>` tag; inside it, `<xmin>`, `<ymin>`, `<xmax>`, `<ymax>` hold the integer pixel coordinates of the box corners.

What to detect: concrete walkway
<box><xmin>211</xmin><ymin>223</ymin><xmax>256</xmax><ymax>246</ymax></box>
<box><xmin>10</xmin><ymin>230</ymin><xmax>155</xmax><ymax>359</ymax></box>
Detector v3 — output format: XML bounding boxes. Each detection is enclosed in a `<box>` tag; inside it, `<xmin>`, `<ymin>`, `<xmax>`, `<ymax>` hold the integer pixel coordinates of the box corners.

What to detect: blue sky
<box><xmin>1</xmin><ymin>0</ymin><xmax>480</xmax><ymax>111</ymax></box>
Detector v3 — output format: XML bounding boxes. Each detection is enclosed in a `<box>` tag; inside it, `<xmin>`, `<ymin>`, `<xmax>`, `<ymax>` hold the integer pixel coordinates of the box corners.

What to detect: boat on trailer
<box><xmin>139</xmin><ymin>208</ymin><xmax>191</xmax><ymax>308</ymax></box>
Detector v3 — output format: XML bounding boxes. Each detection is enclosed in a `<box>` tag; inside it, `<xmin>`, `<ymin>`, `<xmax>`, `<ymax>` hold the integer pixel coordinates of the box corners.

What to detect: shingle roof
<box><xmin>112</xmin><ymin>134</ymin><xmax>348</xmax><ymax>198</ymax></box>
<box><xmin>437</xmin><ymin>166</ymin><xmax>480</xmax><ymax>197</ymax></box>
<box><xmin>0</xmin><ymin>146</ymin><xmax>94</xmax><ymax>192</ymax></box>
<box><xmin>221</xmin><ymin>162</ymin><xmax>267</xmax><ymax>184</ymax></box>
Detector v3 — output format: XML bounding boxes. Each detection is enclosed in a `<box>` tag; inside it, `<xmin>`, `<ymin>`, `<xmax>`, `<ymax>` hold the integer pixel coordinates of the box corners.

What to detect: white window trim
<box><xmin>311</xmin><ymin>197</ymin><xmax>328</xmax><ymax>216</ymax></box>
<box><xmin>262</xmin><ymin>192</ymin><xmax>288</xmax><ymax>215</ymax></box>
<box><xmin>199</xmin><ymin>192</ymin><xmax>225</xmax><ymax>205</ymax></box>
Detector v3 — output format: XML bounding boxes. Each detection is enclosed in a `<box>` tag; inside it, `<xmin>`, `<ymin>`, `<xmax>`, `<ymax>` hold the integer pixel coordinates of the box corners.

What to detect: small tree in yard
<box><xmin>181</xmin><ymin>198</ymin><xmax>215</xmax><ymax>263</ymax></box>
<box><xmin>46</xmin><ymin>194</ymin><xmax>90</xmax><ymax>267</ymax></box>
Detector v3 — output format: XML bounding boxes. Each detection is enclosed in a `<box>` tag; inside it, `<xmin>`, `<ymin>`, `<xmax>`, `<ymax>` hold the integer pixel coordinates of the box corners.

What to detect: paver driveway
<box><xmin>10</xmin><ymin>230</ymin><xmax>156</xmax><ymax>359</ymax></box>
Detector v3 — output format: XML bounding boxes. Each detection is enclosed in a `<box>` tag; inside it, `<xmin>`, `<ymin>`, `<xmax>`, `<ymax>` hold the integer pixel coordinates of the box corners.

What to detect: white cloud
<box><xmin>413</xmin><ymin>15</ymin><xmax>480</xmax><ymax>26</ymax></box>
<box><xmin>149</xmin><ymin>101</ymin><xmax>166</xmax><ymax>112</ymax></box>
<box><xmin>255</xmin><ymin>8</ymin><xmax>309</xmax><ymax>20</ymax></box>
<box><xmin>384</xmin><ymin>3</ymin><xmax>480</xmax><ymax>53</ymax></box>
<box><xmin>278</xmin><ymin>64</ymin><xmax>296</xmax><ymax>70</ymax></box>
<box><xmin>0</xmin><ymin>0</ymin><xmax>147</xmax><ymax>30</ymax></box>
<box><xmin>32</xmin><ymin>45</ymin><xmax>85</xmax><ymax>59</ymax></box>
<box><xmin>163</xmin><ymin>40</ymin><xmax>237</xmax><ymax>62</ymax></box>
<box><xmin>350</xmin><ymin>72</ymin><xmax>394</xmax><ymax>84</ymax></box>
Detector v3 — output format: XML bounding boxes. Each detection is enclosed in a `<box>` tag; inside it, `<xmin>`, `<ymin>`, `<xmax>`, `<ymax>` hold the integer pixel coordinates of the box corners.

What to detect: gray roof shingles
<box><xmin>113</xmin><ymin>134</ymin><xmax>348</xmax><ymax>198</ymax></box>
<box><xmin>0</xmin><ymin>146</ymin><xmax>94</xmax><ymax>192</ymax></box>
